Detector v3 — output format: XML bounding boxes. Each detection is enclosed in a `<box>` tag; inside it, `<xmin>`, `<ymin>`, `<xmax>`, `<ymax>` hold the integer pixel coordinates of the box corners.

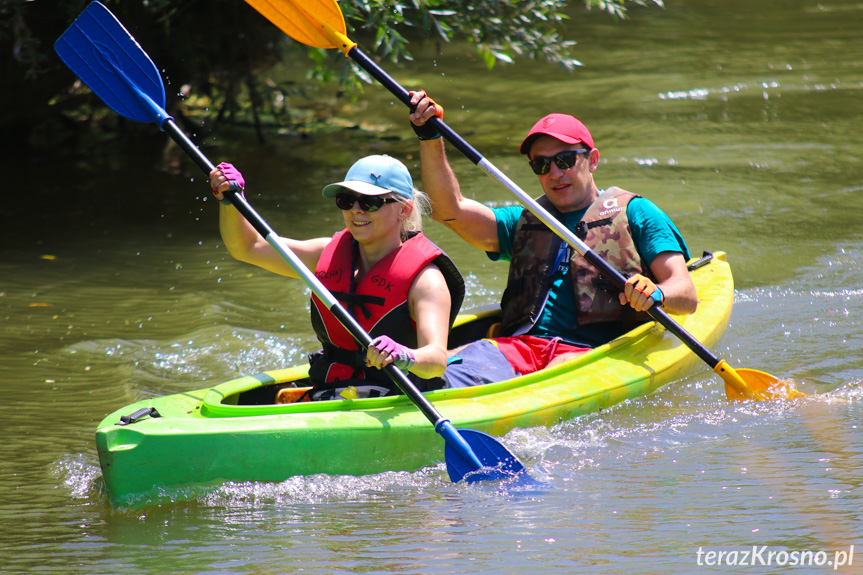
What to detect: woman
<box><xmin>209</xmin><ymin>155</ymin><xmax>464</xmax><ymax>400</ymax></box>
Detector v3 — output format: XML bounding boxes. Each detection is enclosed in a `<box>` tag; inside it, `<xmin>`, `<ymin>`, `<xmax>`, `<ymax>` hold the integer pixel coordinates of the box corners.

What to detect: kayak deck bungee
<box><xmin>96</xmin><ymin>251</ymin><xmax>733</xmax><ymax>505</ymax></box>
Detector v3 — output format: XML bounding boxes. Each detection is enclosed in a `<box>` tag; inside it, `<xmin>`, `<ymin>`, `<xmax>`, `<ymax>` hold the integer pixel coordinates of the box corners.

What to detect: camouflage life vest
<box><xmin>499</xmin><ymin>187</ymin><xmax>654</xmax><ymax>337</ymax></box>
<box><xmin>309</xmin><ymin>229</ymin><xmax>465</xmax><ymax>393</ymax></box>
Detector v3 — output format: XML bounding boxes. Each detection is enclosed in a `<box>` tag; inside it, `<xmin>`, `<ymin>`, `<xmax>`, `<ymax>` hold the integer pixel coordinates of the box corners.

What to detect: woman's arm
<box><xmin>209</xmin><ymin>165</ymin><xmax>330</xmax><ymax>277</ymax></box>
<box><xmin>365</xmin><ymin>264</ymin><xmax>452</xmax><ymax>379</ymax></box>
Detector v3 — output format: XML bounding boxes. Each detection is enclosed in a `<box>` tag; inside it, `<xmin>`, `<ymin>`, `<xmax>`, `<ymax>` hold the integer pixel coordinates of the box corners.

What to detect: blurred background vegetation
<box><xmin>0</xmin><ymin>0</ymin><xmax>661</xmax><ymax>162</ymax></box>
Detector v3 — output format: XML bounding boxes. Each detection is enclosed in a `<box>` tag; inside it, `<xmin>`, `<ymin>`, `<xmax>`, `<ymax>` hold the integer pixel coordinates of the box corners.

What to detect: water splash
<box><xmin>51</xmin><ymin>454</ymin><xmax>103</xmax><ymax>500</ymax></box>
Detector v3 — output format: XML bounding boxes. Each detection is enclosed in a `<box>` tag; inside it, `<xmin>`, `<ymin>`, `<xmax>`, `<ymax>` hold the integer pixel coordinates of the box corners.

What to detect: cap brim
<box><xmin>520</xmin><ymin>133</ymin><xmax>586</xmax><ymax>155</ymax></box>
<box><xmin>321</xmin><ymin>180</ymin><xmax>390</xmax><ymax>199</ymax></box>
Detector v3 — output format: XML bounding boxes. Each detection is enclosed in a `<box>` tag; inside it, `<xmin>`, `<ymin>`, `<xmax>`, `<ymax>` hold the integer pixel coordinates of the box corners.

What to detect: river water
<box><xmin>2</xmin><ymin>0</ymin><xmax>862</xmax><ymax>573</ymax></box>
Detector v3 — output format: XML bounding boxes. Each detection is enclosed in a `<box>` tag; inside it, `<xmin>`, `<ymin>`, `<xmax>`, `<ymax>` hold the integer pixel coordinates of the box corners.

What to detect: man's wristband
<box><xmin>411</xmin><ymin>121</ymin><xmax>441</xmax><ymax>141</ymax></box>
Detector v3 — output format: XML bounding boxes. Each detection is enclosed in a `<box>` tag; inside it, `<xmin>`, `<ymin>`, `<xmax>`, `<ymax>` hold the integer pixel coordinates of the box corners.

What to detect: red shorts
<box><xmin>490</xmin><ymin>335</ymin><xmax>591</xmax><ymax>375</ymax></box>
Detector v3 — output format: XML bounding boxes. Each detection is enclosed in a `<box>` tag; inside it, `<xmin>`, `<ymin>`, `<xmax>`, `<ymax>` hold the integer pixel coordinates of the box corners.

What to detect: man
<box><xmin>408</xmin><ymin>91</ymin><xmax>698</xmax><ymax>375</ymax></box>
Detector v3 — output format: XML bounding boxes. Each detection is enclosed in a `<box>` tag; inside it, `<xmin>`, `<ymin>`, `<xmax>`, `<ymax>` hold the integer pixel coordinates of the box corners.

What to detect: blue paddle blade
<box><xmin>444</xmin><ymin>428</ymin><xmax>526</xmax><ymax>483</ymax></box>
<box><xmin>54</xmin><ymin>1</ymin><xmax>171</xmax><ymax>126</ymax></box>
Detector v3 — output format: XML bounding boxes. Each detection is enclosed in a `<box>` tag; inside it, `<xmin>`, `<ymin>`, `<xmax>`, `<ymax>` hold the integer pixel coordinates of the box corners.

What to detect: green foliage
<box><xmin>1</xmin><ymin>0</ymin><xmax>662</xmax><ymax>157</ymax></box>
<box><xmin>338</xmin><ymin>0</ymin><xmax>664</xmax><ymax>72</ymax></box>
<box><xmin>592</xmin><ymin>0</ymin><xmax>664</xmax><ymax>20</ymax></box>
<box><xmin>311</xmin><ymin>0</ymin><xmax>664</xmax><ymax>94</ymax></box>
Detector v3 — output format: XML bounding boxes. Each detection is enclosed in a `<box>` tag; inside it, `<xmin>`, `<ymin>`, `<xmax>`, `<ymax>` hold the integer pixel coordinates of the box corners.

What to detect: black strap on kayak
<box><xmin>687</xmin><ymin>251</ymin><xmax>714</xmax><ymax>272</ymax></box>
<box><xmin>115</xmin><ymin>407</ymin><xmax>161</xmax><ymax>426</ymax></box>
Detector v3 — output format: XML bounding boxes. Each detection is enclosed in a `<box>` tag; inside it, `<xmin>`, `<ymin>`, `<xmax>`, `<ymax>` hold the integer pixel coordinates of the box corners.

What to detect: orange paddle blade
<box><xmin>715</xmin><ymin>361</ymin><xmax>805</xmax><ymax>400</ymax></box>
<box><xmin>245</xmin><ymin>0</ymin><xmax>356</xmax><ymax>54</ymax></box>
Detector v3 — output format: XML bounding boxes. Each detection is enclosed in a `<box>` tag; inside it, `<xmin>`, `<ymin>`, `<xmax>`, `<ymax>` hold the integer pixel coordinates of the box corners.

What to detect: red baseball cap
<box><xmin>520</xmin><ymin>113</ymin><xmax>595</xmax><ymax>155</ymax></box>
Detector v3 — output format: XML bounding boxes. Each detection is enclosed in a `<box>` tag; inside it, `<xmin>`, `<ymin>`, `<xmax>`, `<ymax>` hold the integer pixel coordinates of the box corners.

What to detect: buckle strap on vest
<box><xmin>321</xmin><ymin>342</ymin><xmax>366</xmax><ymax>369</ymax></box>
<box><xmin>575</xmin><ymin>217</ymin><xmax>613</xmax><ymax>240</ymax></box>
<box><xmin>332</xmin><ymin>291</ymin><xmax>385</xmax><ymax>320</ymax></box>
<box><xmin>524</xmin><ymin>217</ymin><xmax>613</xmax><ymax>241</ymax></box>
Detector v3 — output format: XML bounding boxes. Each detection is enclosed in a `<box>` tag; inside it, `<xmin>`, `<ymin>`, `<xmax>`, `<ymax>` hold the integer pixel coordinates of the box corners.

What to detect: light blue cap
<box><xmin>322</xmin><ymin>155</ymin><xmax>414</xmax><ymax>199</ymax></box>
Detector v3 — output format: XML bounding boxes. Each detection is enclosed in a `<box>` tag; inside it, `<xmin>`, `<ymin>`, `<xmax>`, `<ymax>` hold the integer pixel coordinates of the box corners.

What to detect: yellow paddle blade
<box><xmin>715</xmin><ymin>360</ymin><xmax>806</xmax><ymax>401</ymax></box>
<box><xmin>245</xmin><ymin>0</ymin><xmax>356</xmax><ymax>54</ymax></box>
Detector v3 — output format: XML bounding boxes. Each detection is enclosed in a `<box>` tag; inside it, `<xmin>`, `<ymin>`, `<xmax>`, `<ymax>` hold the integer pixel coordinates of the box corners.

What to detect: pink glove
<box><xmin>368</xmin><ymin>335</ymin><xmax>416</xmax><ymax>372</ymax></box>
<box><xmin>211</xmin><ymin>162</ymin><xmax>245</xmax><ymax>204</ymax></box>
<box><xmin>217</xmin><ymin>162</ymin><xmax>245</xmax><ymax>190</ymax></box>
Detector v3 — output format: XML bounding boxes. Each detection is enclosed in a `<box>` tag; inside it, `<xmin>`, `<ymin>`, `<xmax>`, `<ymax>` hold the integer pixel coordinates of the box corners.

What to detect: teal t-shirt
<box><xmin>488</xmin><ymin>194</ymin><xmax>690</xmax><ymax>347</ymax></box>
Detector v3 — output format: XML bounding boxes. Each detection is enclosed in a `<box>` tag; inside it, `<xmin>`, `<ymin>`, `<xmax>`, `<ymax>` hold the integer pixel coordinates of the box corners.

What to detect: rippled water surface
<box><xmin>2</xmin><ymin>0</ymin><xmax>862</xmax><ymax>573</ymax></box>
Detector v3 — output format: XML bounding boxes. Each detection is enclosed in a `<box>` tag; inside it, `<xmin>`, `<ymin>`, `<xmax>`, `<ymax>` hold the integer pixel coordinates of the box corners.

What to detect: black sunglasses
<box><xmin>335</xmin><ymin>192</ymin><xmax>399</xmax><ymax>212</ymax></box>
<box><xmin>528</xmin><ymin>149</ymin><xmax>590</xmax><ymax>175</ymax></box>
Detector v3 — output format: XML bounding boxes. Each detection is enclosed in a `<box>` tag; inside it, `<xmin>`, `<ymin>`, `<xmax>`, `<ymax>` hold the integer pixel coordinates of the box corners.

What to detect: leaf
<box><xmin>350</xmin><ymin>62</ymin><xmax>374</xmax><ymax>85</ymax></box>
<box><xmin>432</xmin><ymin>19</ymin><xmax>453</xmax><ymax>42</ymax></box>
<box><xmin>490</xmin><ymin>50</ymin><xmax>514</xmax><ymax>64</ymax></box>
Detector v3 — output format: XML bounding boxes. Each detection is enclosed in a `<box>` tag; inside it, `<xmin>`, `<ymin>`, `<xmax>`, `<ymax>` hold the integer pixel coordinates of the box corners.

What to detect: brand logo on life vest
<box><xmin>598</xmin><ymin>197</ymin><xmax>622</xmax><ymax>216</ymax></box>
<box><xmin>370</xmin><ymin>274</ymin><xmax>394</xmax><ymax>292</ymax></box>
<box><xmin>316</xmin><ymin>269</ymin><xmax>342</xmax><ymax>283</ymax></box>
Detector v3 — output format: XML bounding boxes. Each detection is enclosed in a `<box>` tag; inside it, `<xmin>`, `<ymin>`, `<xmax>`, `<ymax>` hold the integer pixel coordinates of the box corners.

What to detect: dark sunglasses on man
<box><xmin>529</xmin><ymin>149</ymin><xmax>590</xmax><ymax>175</ymax></box>
<box><xmin>335</xmin><ymin>192</ymin><xmax>400</xmax><ymax>212</ymax></box>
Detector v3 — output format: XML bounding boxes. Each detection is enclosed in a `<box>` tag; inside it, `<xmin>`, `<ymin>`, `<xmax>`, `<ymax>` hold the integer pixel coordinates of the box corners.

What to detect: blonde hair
<box><xmin>396</xmin><ymin>188</ymin><xmax>430</xmax><ymax>241</ymax></box>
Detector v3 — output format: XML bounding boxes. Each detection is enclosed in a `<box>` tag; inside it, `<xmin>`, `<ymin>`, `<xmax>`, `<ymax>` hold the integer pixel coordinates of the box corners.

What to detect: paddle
<box><xmin>244</xmin><ymin>0</ymin><xmax>805</xmax><ymax>401</ymax></box>
<box><xmin>55</xmin><ymin>1</ymin><xmax>527</xmax><ymax>484</ymax></box>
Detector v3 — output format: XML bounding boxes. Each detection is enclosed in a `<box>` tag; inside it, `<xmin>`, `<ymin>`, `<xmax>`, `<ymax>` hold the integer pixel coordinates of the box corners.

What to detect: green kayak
<box><xmin>96</xmin><ymin>252</ymin><xmax>734</xmax><ymax>505</ymax></box>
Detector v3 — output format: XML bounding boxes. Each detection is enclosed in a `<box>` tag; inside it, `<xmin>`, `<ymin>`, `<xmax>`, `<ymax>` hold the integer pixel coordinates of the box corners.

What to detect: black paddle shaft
<box><xmin>581</xmin><ymin>248</ymin><xmax>721</xmax><ymax>369</ymax></box>
<box><xmin>162</xmin><ymin>121</ymin><xmax>277</xmax><ymax>242</ymax></box>
<box><xmin>162</xmin><ymin>120</ymin><xmax>286</xmax><ymax>245</ymax></box>
<box><xmin>348</xmin><ymin>48</ymin><xmax>483</xmax><ymax>165</ymax></box>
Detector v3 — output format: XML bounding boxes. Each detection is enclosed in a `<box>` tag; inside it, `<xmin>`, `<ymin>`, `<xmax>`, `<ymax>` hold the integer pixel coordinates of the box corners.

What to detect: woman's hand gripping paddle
<box><xmin>243</xmin><ymin>0</ymin><xmax>805</xmax><ymax>402</ymax></box>
<box><xmin>54</xmin><ymin>1</ymin><xmax>529</xmax><ymax>484</ymax></box>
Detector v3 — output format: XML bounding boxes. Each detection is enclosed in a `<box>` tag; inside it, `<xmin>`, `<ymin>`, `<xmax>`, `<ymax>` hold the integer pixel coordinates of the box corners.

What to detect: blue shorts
<box><xmin>442</xmin><ymin>340</ymin><xmax>517</xmax><ymax>388</ymax></box>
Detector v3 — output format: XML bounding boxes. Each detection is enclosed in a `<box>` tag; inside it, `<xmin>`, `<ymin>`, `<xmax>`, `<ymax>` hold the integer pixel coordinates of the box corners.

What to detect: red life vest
<box><xmin>309</xmin><ymin>229</ymin><xmax>464</xmax><ymax>391</ymax></box>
